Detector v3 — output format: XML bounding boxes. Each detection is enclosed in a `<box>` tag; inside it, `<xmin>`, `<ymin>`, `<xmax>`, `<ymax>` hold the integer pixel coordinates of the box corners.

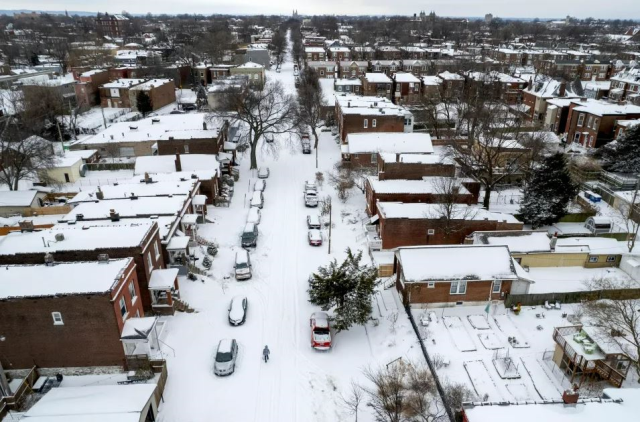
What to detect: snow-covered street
<box><xmin>156</xmin><ymin>32</ymin><xmax>424</xmax><ymax>422</ymax></box>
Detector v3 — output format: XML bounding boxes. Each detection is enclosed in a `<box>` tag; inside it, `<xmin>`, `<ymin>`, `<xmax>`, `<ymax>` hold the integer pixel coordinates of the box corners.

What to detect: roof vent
<box><xmin>151</xmin><ymin>118</ymin><xmax>160</xmax><ymax>124</ymax></box>
<box><xmin>129</xmin><ymin>126</ymin><xmax>138</xmax><ymax>130</ymax></box>
<box><xmin>44</xmin><ymin>253</ymin><xmax>55</xmax><ymax>266</ymax></box>
<box><xmin>54</xmin><ymin>233</ymin><xmax>65</xmax><ymax>242</ymax></box>
<box><xmin>109</xmin><ymin>209</ymin><xmax>120</xmax><ymax>222</ymax></box>
<box><xmin>76</xmin><ymin>213</ymin><xmax>84</xmax><ymax>221</ymax></box>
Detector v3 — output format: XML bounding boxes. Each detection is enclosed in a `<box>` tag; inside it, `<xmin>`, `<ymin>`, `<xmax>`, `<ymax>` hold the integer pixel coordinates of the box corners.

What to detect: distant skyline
<box><xmin>2</xmin><ymin>0</ymin><xmax>640</xmax><ymax>20</ymax></box>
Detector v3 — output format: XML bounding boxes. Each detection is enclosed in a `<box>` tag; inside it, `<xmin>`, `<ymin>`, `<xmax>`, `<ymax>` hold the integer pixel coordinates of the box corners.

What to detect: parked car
<box><xmin>213</xmin><ymin>339</ymin><xmax>238</xmax><ymax>376</ymax></box>
<box><xmin>241</xmin><ymin>222</ymin><xmax>258</xmax><ymax>248</ymax></box>
<box><xmin>258</xmin><ymin>167</ymin><xmax>270</xmax><ymax>179</ymax></box>
<box><xmin>301</xmin><ymin>135</ymin><xmax>311</xmax><ymax>154</ymax></box>
<box><xmin>228</xmin><ymin>296</ymin><xmax>248</xmax><ymax>325</ymax></box>
<box><xmin>254</xmin><ymin>179</ymin><xmax>266</xmax><ymax>192</ymax></box>
<box><xmin>170</xmin><ymin>110</ymin><xmax>186</xmax><ymax>114</ymax></box>
<box><xmin>234</xmin><ymin>250</ymin><xmax>252</xmax><ymax>280</ymax></box>
<box><xmin>304</xmin><ymin>180</ymin><xmax>317</xmax><ymax>191</ymax></box>
<box><xmin>250</xmin><ymin>191</ymin><xmax>264</xmax><ymax>209</ymax></box>
<box><xmin>247</xmin><ymin>207</ymin><xmax>261</xmax><ymax>225</ymax></box>
<box><xmin>304</xmin><ymin>189</ymin><xmax>318</xmax><ymax>207</ymax></box>
<box><xmin>307</xmin><ymin>214</ymin><xmax>321</xmax><ymax>229</ymax></box>
<box><xmin>308</xmin><ymin>229</ymin><xmax>322</xmax><ymax>246</ymax></box>
<box><xmin>310</xmin><ymin>312</ymin><xmax>332</xmax><ymax>350</ymax></box>
<box><xmin>265</xmin><ymin>135</ymin><xmax>274</xmax><ymax>143</ymax></box>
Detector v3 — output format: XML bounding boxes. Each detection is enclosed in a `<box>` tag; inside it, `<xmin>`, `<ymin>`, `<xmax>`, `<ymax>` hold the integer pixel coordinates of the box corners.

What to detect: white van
<box><xmin>234</xmin><ymin>250</ymin><xmax>252</xmax><ymax>280</ymax></box>
<box><xmin>247</xmin><ymin>207</ymin><xmax>261</xmax><ymax>225</ymax></box>
<box><xmin>250</xmin><ymin>191</ymin><xmax>264</xmax><ymax>208</ymax></box>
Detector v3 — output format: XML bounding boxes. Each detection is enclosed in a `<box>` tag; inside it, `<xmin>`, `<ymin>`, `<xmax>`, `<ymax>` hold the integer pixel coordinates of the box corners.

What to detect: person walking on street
<box><xmin>263</xmin><ymin>345</ymin><xmax>270</xmax><ymax>363</ymax></box>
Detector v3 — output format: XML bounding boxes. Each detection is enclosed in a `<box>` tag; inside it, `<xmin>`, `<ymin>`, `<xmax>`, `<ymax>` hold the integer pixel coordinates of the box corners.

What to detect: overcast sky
<box><xmin>4</xmin><ymin>0</ymin><xmax>640</xmax><ymax>19</ymax></box>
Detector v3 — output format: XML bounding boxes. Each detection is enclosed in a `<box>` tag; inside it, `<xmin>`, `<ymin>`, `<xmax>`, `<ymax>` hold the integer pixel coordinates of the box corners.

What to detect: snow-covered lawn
<box><xmin>154</xmin><ymin>33</ymin><xmax>425</xmax><ymax>422</ymax></box>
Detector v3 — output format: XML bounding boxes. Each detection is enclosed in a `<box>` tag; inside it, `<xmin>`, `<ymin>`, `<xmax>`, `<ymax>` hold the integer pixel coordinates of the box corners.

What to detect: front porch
<box><xmin>148</xmin><ymin>268</ymin><xmax>180</xmax><ymax>315</ymax></box>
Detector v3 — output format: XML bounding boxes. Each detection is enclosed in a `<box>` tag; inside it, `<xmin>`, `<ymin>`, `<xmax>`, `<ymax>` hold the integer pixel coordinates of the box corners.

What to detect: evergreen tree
<box><xmin>136</xmin><ymin>91</ymin><xmax>153</xmax><ymax>117</ymax></box>
<box><xmin>196</xmin><ymin>84</ymin><xmax>208</xmax><ymax>111</ymax></box>
<box><xmin>308</xmin><ymin>249</ymin><xmax>378</xmax><ymax>332</ymax></box>
<box><xmin>519</xmin><ymin>153</ymin><xmax>578</xmax><ymax>228</ymax></box>
<box><xmin>599</xmin><ymin>125</ymin><xmax>640</xmax><ymax>173</ymax></box>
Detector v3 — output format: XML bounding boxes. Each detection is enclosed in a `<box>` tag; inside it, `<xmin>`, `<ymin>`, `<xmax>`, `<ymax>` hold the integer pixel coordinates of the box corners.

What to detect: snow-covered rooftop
<box><xmin>69</xmin><ymin>179</ymin><xmax>197</xmax><ymax>203</ymax></box>
<box><xmin>23</xmin><ymin>384</ymin><xmax>156</xmax><ymax>421</ymax></box>
<box><xmin>304</xmin><ymin>47</ymin><xmax>326</xmax><ymax>53</ymax></box>
<box><xmin>237</xmin><ymin>62</ymin><xmax>264</xmax><ymax>69</ymax></box>
<box><xmin>134</xmin><ymin>154</ymin><xmax>221</xmax><ymax>176</ymax></box>
<box><xmin>526</xmin><ymin>266</ymin><xmax>636</xmax><ymax>294</ymax></box>
<box><xmin>397</xmin><ymin>245</ymin><xmax>518</xmax><ymax>282</ymax></box>
<box><xmin>65</xmin><ymin>196</ymin><xmax>188</xmax><ymax>220</ymax></box>
<box><xmin>378</xmin><ymin>152</ymin><xmax>452</xmax><ymax>164</ymax></box>
<box><xmin>345</xmin><ymin>132</ymin><xmax>433</xmax><ymax>154</ymax></box>
<box><xmin>367</xmin><ymin>176</ymin><xmax>470</xmax><ymax>195</ymax></box>
<box><xmin>394</xmin><ymin>72</ymin><xmax>421</xmax><ymax>83</ymax></box>
<box><xmin>438</xmin><ymin>71</ymin><xmax>464</xmax><ymax>81</ymax></box>
<box><xmin>0</xmin><ymin>190</ymin><xmax>43</xmax><ymax>207</ymax></box>
<box><xmin>149</xmin><ymin>268</ymin><xmax>178</xmax><ymax>290</ymax></box>
<box><xmin>422</xmin><ymin>76</ymin><xmax>442</xmax><ymax>86</ymax></box>
<box><xmin>482</xmin><ymin>231</ymin><xmax>551</xmax><ymax>253</ymax></box>
<box><xmin>335</xmin><ymin>79</ymin><xmax>362</xmax><ymax>86</ymax></box>
<box><xmin>79</xmin><ymin>114</ymin><xmax>224</xmax><ymax>145</ymax></box>
<box><xmin>573</xmin><ymin>100</ymin><xmax>640</xmax><ymax>117</ymax></box>
<box><xmin>101</xmin><ymin>78</ymin><xmax>145</xmax><ymax>89</ymax></box>
<box><xmin>335</xmin><ymin>95</ymin><xmax>410</xmax><ymax>116</ymax></box>
<box><xmin>364</xmin><ymin>73</ymin><xmax>392</xmax><ymax>83</ymax></box>
<box><xmin>0</xmin><ymin>258</ymin><xmax>132</xmax><ymax>299</ymax></box>
<box><xmin>0</xmin><ymin>224</ymin><xmax>154</xmax><ymax>255</ymax></box>
<box><xmin>129</xmin><ymin>78</ymin><xmax>173</xmax><ymax>91</ymax></box>
<box><xmin>377</xmin><ymin>202</ymin><xmax>520</xmax><ymax>223</ymax></box>
<box><xmin>555</xmin><ymin>236</ymin><xmax>626</xmax><ymax>255</ymax></box>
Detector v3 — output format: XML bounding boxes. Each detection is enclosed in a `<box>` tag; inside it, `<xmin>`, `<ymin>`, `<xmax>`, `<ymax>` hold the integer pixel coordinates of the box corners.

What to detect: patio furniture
<box><xmin>583</xmin><ymin>344</ymin><xmax>596</xmax><ymax>354</ymax></box>
<box><xmin>573</xmin><ymin>332</ymin><xmax>587</xmax><ymax>343</ymax></box>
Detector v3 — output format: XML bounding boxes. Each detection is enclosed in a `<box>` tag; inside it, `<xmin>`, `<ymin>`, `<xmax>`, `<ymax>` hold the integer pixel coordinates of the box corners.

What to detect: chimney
<box><xmin>96</xmin><ymin>186</ymin><xmax>104</xmax><ymax>200</ymax></box>
<box><xmin>175</xmin><ymin>150</ymin><xmax>182</xmax><ymax>172</ymax></box>
<box><xmin>558</xmin><ymin>81</ymin><xmax>566</xmax><ymax>97</ymax></box>
<box><xmin>562</xmin><ymin>386</ymin><xmax>579</xmax><ymax>405</ymax></box>
<box><xmin>203</xmin><ymin>121</ymin><xmax>207</xmax><ymax>130</ymax></box>
<box><xmin>144</xmin><ymin>172</ymin><xmax>152</xmax><ymax>184</ymax></box>
<box><xmin>109</xmin><ymin>209</ymin><xmax>120</xmax><ymax>222</ymax></box>
<box><xmin>550</xmin><ymin>232</ymin><xmax>558</xmax><ymax>251</ymax></box>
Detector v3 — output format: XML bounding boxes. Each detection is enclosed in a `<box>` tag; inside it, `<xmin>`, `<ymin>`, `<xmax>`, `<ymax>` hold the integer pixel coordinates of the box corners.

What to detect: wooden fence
<box><xmin>85</xmin><ymin>162</ymin><xmax>135</xmax><ymax>171</ymax></box>
<box><xmin>22</xmin><ymin>205</ymin><xmax>71</xmax><ymax>217</ymax></box>
<box><xmin>505</xmin><ymin>288</ymin><xmax>640</xmax><ymax>307</ymax></box>
<box><xmin>151</xmin><ymin>360</ymin><xmax>168</xmax><ymax>406</ymax></box>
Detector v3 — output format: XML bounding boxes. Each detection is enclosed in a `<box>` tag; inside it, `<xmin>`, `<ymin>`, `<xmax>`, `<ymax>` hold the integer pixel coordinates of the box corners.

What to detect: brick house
<box><xmin>342</xmin><ymin>132</ymin><xmax>433</xmax><ymax>166</ymax></box>
<box><xmin>306</xmin><ymin>61</ymin><xmax>337</xmax><ymax>78</ymax></box>
<box><xmin>438</xmin><ymin>71</ymin><xmax>465</xmax><ymax>98</ymax></box>
<box><xmin>230</xmin><ymin>62</ymin><xmax>265</xmax><ymax>86</ymax></box>
<box><xmin>422</xmin><ymin>76</ymin><xmax>443</xmax><ymax>99</ymax></box>
<box><xmin>335</xmin><ymin>95</ymin><xmax>414</xmax><ymax>141</ymax></box>
<box><xmin>394</xmin><ymin>245</ymin><xmax>525</xmax><ymax>306</ymax></box>
<box><xmin>74</xmin><ymin>69</ymin><xmax>110</xmax><ymax>107</ymax></box>
<box><xmin>334</xmin><ymin>78</ymin><xmax>362</xmax><ymax>94</ymax></box>
<box><xmin>352</xmin><ymin>46</ymin><xmax>375</xmax><ymax>60</ymax></box>
<box><xmin>400</xmin><ymin>46</ymin><xmax>426</xmax><ymax>59</ymax></box>
<box><xmin>96</xmin><ymin>13</ymin><xmax>130</xmax><ymax>38</ymax></box>
<box><xmin>0</xmin><ymin>223</ymin><xmax>165</xmax><ymax>312</ymax></box>
<box><xmin>370</xmin><ymin>60</ymin><xmax>401</xmax><ymax>77</ymax></box>
<box><xmin>402</xmin><ymin>60</ymin><xmax>428</xmax><ymax>77</ymax></box>
<box><xmin>566</xmin><ymin>99</ymin><xmax>640</xmax><ymax>148</ymax></box>
<box><xmin>378</xmin><ymin>152</ymin><xmax>456</xmax><ymax>180</ymax></box>
<box><xmin>0</xmin><ymin>258</ymin><xmax>143</xmax><ymax>369</ymax></box>
<box><xmin>547</xmin><ymin>60</ymin><xmax>611</xmax><ymax>81</ymax></box>
<box><xmin>305</xmin><ymin>47</ymin><xmax>326</xmax><ymax>61</ymax></box>
<box><xmin>365</xmin><ymin>176</ymin><xmax>476</xmax><ymax>215</ymax></box>
<box><xmin>466</xmin><ymin>71</ymin><xmax>527</xmax><ymax>105</ymax></box>
<box><xmin>129</xmin><ymin>79</ymin><xmax>177</xmax><ymax>112</ymax></box>
<box><xmin>376</xmin><ymin>46</ymin><xmax>402</xmax><ymax>60</ymax></box>
<box><xmin>327</xmin><ymin>46</ymin><xmax>351</xmax><ymax>61</ymax></box>
<box><xmin>99</xmin><ymin>78</ymin><xmax>145</xmax><ymax>108</ymax></box>
<box><xmin>157</xmin><ymin>118</ymin><xmax>229</xmax><ymax>155</ymax></box>
<box><xmin>393</xmin><ymin>72</ymin><xmax>422</xmax><ymax>104</ymax></box>
<box><xmin>614</xmin><ymin>119</ymin><xmax>640</xmax><ymax>138</ymax></box>
<box><xmin>361</xmin><ymin>73</ymin><xmax>393</xmax><ymax>99</ymax></box>
<box><xmin>609</xmin><ymin>66</ymin><xmax>640</xmax><ymax>103</ymax></box>
<box><xmin>522</xmin><ymin>77</ymin><xmax>569</xmax><ymax>121</ymax></box>
<box><xmin>210</xmin><ymin>64</ymin><xmax>234</xmax><ymax>81</ymax></box>
<box><xmin>338</xmin><ymin>61</ymin><xmax>368</xmax><ymax>79</ymax></box>
<box><xmin>377</xmin><ymin>202</ymin><xmax>522</xmax><ymax>249</ymax></box>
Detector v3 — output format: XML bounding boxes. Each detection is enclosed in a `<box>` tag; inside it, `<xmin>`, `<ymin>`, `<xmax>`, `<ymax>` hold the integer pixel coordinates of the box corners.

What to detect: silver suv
<box><xmin>213</xmin><ymin>339</ymin><xmax>238</xmax><ymax>376</ymax></box>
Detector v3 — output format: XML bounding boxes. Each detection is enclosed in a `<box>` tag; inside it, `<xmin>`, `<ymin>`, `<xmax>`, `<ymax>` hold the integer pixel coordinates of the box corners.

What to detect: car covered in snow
<box><xmin>308</xmin><ymin>229</ymin><xmax>322</xmax><ymax>246</ymax></box>
<box><xmin>301</xmin><ymin>135</ymin><xmax>311</xmax><ymax>154</ymax></box>
<box><xmin>307</xmin><ymin>214</ymin><xmax>321</xmax><ymax>229</ymax></box>
<box><xmin>258</xmin><ymin>167</ymin><xmax>270</xmax><ymax>179</ymax></box>
<box><xmin>304</xmin><ymin>180</ymin><xmax>317</xmax><ymax>191</ymax></box>
<box><xmin>304</xmin><ymin>189</ymin><xmax>318</xmax><ymax>207</ymax></box>
<box><xmin>228</xmin><ymin>296</ymin><xmax>248</xmax><ymax>326</ymax></box>
<box><xmin>247</xmin><ymin>207</ymin><xmax>261</xmax><ymax>225</ymax></box>
<box><xmin>310</xmin><ymin>312</ymin><xmax>331</xmax><ymax>350</ymax></box>
<box><xmin>234</xmin><ymin>250</ymin><xmax>252</xmax><ymax>280</ymax></box>
<box><xmin>250</xmin><ymin>191</ymin><xmax>264</xmax><ymax>209</ymax></box>
<box><xmin>213</xmin><ymin>339</ymin><xmax>238</xmax><ymax>376</ymax></box>
<box><xmin>254</xmin><ymin>179</ymin><xmax>266</xmax><ymax>192</ymax></box>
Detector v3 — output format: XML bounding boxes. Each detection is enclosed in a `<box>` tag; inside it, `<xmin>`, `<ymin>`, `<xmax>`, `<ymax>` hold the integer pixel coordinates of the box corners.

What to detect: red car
<box><xmin>308</xmin><ymin>229</ymin><xmax>322</xmax><ymax>246</ymax></box>
<box><xmin>310</xmin><ymin>312</ymin><xmax>332</xmax><ymax>350</ymax></box>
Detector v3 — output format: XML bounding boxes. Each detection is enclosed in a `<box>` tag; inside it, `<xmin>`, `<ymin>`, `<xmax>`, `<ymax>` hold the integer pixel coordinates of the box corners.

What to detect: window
<box><xmin>577</xmin><ymin>114</ymin><xmax>585</xmax><ymax>127</ymax></box>
<box><xmin>110</xmin><ymin>88</ymin><xmax>120</xmax><ymax>98</ymax></box>
<box><xmin>147</xmin><ymin>252</ymin><xmax>153</xmax><ymax>270</ymax></box>
<box><xmin>586</xmin><ymin>116</ymin><xmax>593</xmax><ymax>128</ymax></box>
<box><xmin>128</xmin><ymin>281</ymin><xmax>137</xmax><ymax>303</ymax></box>
<box><xmin>154</xmin><ymin>242</ymin><xmax>161</xmax><ymax>259</ymax></box>
<box><xmin>427</xmin><ymin>281</ymin><xmax>435</xmax><ymax>288</ymax></box>
<box><xmin>573</xmin><ymin>132</ymin><xmax>581</xmax><ymax>142</ymax></box>
<box><xmin>404</xmin><ymin>117</ymin><xmax>412</xmax><ymax>126</ymax></box>
<box><xmin>119</xmin><ymin>297</ymin><xmax>128</xmax><ymax>319</ymax></box>
<box><xmin>450</xmin><ymin>281</ymin><xmax>467</xmax><ymax>295</ymax></box>
<box><xmin>427</xmin><ymin>229</ymin><xmax>435</xmax><ymax>235</ymax></box>
<box><xmin>363</xmin><ymin>119</ymin><xmax>368</xmax><ymax>128</ymax></box>
<box><xmin>606</xmin><ymin>255</ymin><xmax>617</xmax><ymax>262</ymax></box>
<box><xmin>589</xmin><ymin>256</ymin><xmax>599</xmax><ymax>263</ymax></box>
<box><xmin>370</xmin><ymin>153</ymin><xmax>378</xmax><ymax>164</ymax></box>
<box><xmin>372</xmin><ymin>119</ymin><xmax>377</xmax><ymax>128</ymax></box>
<box><xmin>320</xmin><ymin>70</ymin><xmax>324</xmax><ymax>76</ymax></box>
<box><xmin>52</xmin><ymin>312</ymin><xmax>64</xmax><ymax>325</ymax></box>
<box><xmin>492</xmin><ymin>280</ymin><xmax>502</xmax><ymax>293</ymax></box>
<box><xmin>184</xmin><ymin>145</ymin><xmax>189</xmax><ymax>154</ymax></box>
<box><xmin>592</xmin><ymin>118</ymin><xmax>599</xmax><ymax>130</ymax></box>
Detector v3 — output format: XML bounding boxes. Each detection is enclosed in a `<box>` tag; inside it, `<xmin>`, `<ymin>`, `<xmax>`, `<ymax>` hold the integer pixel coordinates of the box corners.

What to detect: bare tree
<box><xmin>341</xmin><ymin>380</ymin><xmax>365</xmax><ymax>422</ymax></box>
<box><xmin>361</xmin><ymin>360</ymin><xmax>445</xmax><ymax>422</ymax></box>
<box><xmin>0</xmin><ymin>133</ymin><xmax>56</xmax><ymax>190</ymax></box>
<box><xmin>581</xmin><ymin>277</ymin><xmax>640</xmax><ymax>381</ymax></box>
<box><xmin>271</xmin><ymin>29</ymin><xmax>287</xmax><ymax>66</ymax></box>
<box><xmin>215</xmin><ymin>81</ymin><xmax>298</xmax><ymax>169</ymax></box>
<box><xmin>297</xmin><ymin>67</ymin><xmax>325</xmax><ymax>167</ymax></box>
<box><xmin>432</xmin><ymin>176</ymin><xmax>479</xmax><ymax>242</ymax></box>
<box><xmin>612</xmin><ymin>186</ymin><xmax>640</xmax><ymax>253</ymax></box>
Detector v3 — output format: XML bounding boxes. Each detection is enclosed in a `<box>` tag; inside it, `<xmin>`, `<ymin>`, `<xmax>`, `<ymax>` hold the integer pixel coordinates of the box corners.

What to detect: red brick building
<box><xmin>100</xmin><ymin>78</ymin><xmax>146</xmax><ymax>108</ymax></box>
<box><xmin>0</xmin><ymin>258</ymin><xmax>143</xmax><ymax>369</ymax></box>
<box><xmin>361</xmin><ymin>73</ymin><xmax>394</xmax><ymax>99</ymax></box>
<box><xmin>129</xmin><ymin>79</ymin><xmax>177</xmax><ymax>112</ymax></box>
<box><xmin>74</xmin><ymin>69</ymin><xmax>110</xmax><ymax>107</ymax></box>
<box><xmin>304</xmin><ymin>47</ymin><xmax>326</xmax><ymax>61</ymax></box>
<box><xmin>335</xmin><ymin>95</ymin><xmax>414</xmax><ymax>141</ymax></box>
<box><xmin>338</xmin><ymin>61</ymin><xmax>369</xmax><ymax>79</ymax></box>
<box><xmin>565</xmin><ymin>99</ymin><xmax>640</xmax><ymax>148</ymax></box>
<box><xmin>96</xmin><ymin>13</ymin><xmax>130</xmax><ymax>38</ymax></box>
<box><xmin>394</xmin><ymin>245</ymin><xmax>525</xmax><ymax>306</ymax></box>
<box><xmin>378</xmin><ymin>153</ymin><xmax>455</xmax><ymax>180</ymax></box>
<box><xmin>342</xmin><ymin>132</ymin><xmax>433</xmax><ymax>166</ymax></box>
<box><xmin>306</xmin><ymin>61</ymin><xmax>337</xmax><ymax>79</ymax></box>
<box><xmin>377</xmin><ymin>202</ymin><xmax>523</xmax><ymax>249</ymax></box>
<box><xmin>393</xmin><ymin>72</ymin><xmax>422</xmax><ymax>104</ymax></box>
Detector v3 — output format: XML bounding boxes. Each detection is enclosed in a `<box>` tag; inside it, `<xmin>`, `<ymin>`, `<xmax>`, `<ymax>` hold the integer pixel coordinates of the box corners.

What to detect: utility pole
<box><xmin>101</xmin><ymin>105</ymin><xmax>107</xmax><ymax>129</ymax></box>
<box><xmin>327</xmin><ymin>200</ymin><xmax>332</xmax><ymax>254</ymax></box>
<box><xmin>56</xmin><ymin>121</ymin><xmax>65</xmax><ymax>155</ymax></box>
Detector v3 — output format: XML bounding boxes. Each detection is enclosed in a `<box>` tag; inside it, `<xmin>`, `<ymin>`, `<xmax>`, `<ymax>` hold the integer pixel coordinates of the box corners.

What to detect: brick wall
<box><xmin>366</xmin><ymin>186</ymin><xmax>476</xmax><ymax>215</ymax></box>
<box><xmin>148</xmin><ymin>82</ymin><xmax>177</xmax><ymax>111</ymax></box>
<box><xmin>157</xmin><ymin>137</ymin><xmax>222</xmax><ymax>155</ymax></box>
<box><xmin>379</xmin><ymin>217</ymin><xmax>523</xmax><ymax>249</ymax></box>
<box><xmin>379</xmin><ymin>162</ymin><xmax>456</xmax><ymax>180</ymax></box>
<box><xmin>340</xmin><ymin>114</ymin><xmax>405</xmax><ymax>141</ymax></box>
